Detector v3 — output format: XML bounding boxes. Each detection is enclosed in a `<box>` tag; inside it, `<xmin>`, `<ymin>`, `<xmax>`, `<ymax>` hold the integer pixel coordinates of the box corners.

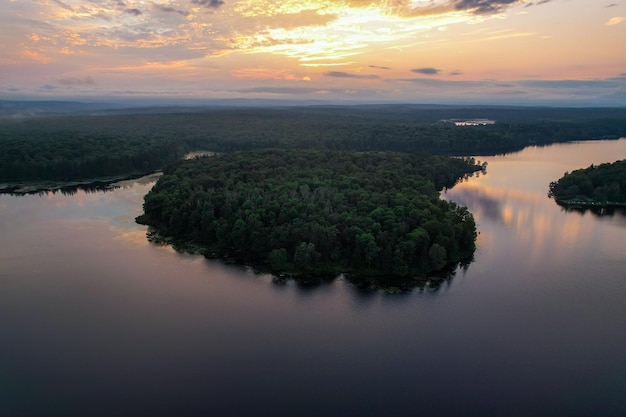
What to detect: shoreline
<box><xmin>0</xmin><ymin>171</ymin><xmax>161</xmax><ymax>196</ymax></box>
<box><xmin>555</xmin><ymin>199</ymin><xmax>626</xmax><ymax>209</ymax></box>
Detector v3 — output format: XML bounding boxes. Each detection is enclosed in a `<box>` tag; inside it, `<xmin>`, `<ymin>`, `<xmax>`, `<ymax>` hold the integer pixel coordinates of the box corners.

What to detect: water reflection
<box><xmin>446</xmin><ymin>184</ymin><xmax>505</xmax><ymax>223</ymax></box>
<box><xmin>0</xmin><ymin>172</ymin><xmax>161</xmax><ymax>196</ymax></box>
<box><xmin>1</xmin><ymin>181</ymin><xmax>118</xmax><ymax>196</ymax></box>
<box><xmin>557</xmin><ymin>204</ymin><xmax>626</xmax><ymax>219</ymax></box>
<box><xmin>444</xmin><ymin>138</ymin><xmax>626</xmax><ymax>277</ymax></box>
<box><xmin>227</xmin><ymin>258</ymin><xmax>467</xmax><ymax>294</ymax></box>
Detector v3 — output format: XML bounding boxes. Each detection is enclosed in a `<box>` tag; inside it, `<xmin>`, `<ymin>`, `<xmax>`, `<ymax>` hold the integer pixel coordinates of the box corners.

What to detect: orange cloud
<box><xmin>605</xmin><ymin>16</ymin><xmax>625</xmax><ymax>26</ymax></box>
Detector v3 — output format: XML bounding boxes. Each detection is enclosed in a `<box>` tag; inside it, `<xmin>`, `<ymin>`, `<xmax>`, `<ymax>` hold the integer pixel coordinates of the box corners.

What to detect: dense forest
<box><xmin>0</xmin><ymin>115</ymin><xmax>186</xmax><ymax>181</ymax></box>
<box><xmin>136</xmin><ymin>150</ymin><xmax>481</xmax><ymax>286</ymax></box>
<box><xmin>549</xmin><ymin>159</ymin><xmax>626</xmax><ymax>206</ymax></box>
<box><xmin>2</xmin><ymin>105</ymin><xmax>626</xmax><ymax>182</ymax></box>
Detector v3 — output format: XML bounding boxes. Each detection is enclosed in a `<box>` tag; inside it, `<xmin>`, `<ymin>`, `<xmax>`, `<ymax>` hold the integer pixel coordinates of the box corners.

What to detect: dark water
<box><xmin>1</xmin><ymin>141</ymin><xmax>625</xmax><ymax>417</ymax></box>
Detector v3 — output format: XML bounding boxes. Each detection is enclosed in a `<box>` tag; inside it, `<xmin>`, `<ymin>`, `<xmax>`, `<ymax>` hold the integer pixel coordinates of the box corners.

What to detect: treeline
<box><xmin>136</xmin><ymin>150</ymin><xmax>480</xmax><ymax>283</ymax></box>
<box><xmin>0</xmin><ymin>115</ymin><xmax>186</xmax><ymax>181</ymax></box>
<box><xmin>549</xmin><ymin>159</ymin><xmax>626</xmax><ymax>205</ymax></box>
<box><xmin>2</xmin><ymin>105</ymin><xmax>626</xmax><ymax>182</ymax></box>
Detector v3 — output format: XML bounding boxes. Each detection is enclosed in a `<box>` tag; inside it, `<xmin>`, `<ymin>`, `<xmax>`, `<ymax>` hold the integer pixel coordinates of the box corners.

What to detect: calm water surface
<box><xmin>1</xmin><ymin>140</ymin><xmax>625</xmax><ymax>417</ymax></box>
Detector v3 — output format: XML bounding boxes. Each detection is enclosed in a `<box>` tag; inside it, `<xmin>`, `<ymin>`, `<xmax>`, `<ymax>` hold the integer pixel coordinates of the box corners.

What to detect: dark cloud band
<box><xmin>157</xmin><ymin>5</ymin><xmax>190</xmax><ymax>16</ymax></box>
<box><xmin>453</xmin><ymin>0</ymin><xmax>553</xmax><ymax>14</ymax></box>
<box><xmin>192</xmin><ymin>0</ymin><xmax>225</xmax><ymax>9</ymax></box>
<box><xmin>324</xmin><ymin>71</ymin><xmax>380</xmax><ymax>79</ymax></box>
<box><xmin>455</xmin><ymin>0</ymin><xmax>520</xmax><ymax>14</ymax></box>
<box><xmin>411</xmin><ymin>67</ymin><xmax>440</xmax><ymax>75</ymax></box>
<box><xmin>125</xmin><ymin>8</ymin><xmax>142</xmax><ymax>16</ymax></box>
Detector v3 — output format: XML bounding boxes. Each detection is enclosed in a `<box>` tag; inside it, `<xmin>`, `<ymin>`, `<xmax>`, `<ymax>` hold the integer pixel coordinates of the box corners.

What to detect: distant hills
<box><xmin>1</xmin><ymin>99</ymin><xmax>625</xmax><ymax>121</ymax></box>
<box><xmin>0</xmin><ymin>100</ymin><xmax>115</xmax><ymax>118</ymax></box>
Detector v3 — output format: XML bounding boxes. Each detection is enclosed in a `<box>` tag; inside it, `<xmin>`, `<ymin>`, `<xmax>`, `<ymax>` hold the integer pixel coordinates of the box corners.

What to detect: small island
<box><xmin>548</xmin><ymin>159</ymin><xmax>626</xmax><ymax>208</ymax></box>
<box><xmin>136</xmin><ymin>150</ymin><xmax>481</xmax><ymax>289</ymax></box>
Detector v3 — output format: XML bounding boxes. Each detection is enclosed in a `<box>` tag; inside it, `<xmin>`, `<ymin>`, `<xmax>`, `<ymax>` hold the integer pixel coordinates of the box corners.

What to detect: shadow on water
<box><xmin>343</xmin><ymin>257</ymin><xmax>472</xmax><ymax>295</ymax></box>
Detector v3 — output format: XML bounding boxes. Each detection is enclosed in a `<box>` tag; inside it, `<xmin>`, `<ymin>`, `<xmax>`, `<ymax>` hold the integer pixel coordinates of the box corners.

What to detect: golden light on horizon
<box><xmin>233</xmin><ymin>1</ymin><xmax>474</xmax><ymax>65</ymax></box>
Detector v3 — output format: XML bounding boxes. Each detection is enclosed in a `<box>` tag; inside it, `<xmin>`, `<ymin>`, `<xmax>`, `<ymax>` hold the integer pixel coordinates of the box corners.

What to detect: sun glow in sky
<box><xmin>1</xmin><ymin>0</ymin><xmax>625</xmax><ymax>104</ymax></box>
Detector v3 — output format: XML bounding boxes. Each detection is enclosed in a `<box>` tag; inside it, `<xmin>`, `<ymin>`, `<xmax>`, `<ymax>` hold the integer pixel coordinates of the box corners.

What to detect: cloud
<box><xmin>324</xmin><ymin>71</ymin><xmax>380</xmax><ymax>79</ymax></box>
<box><xmin>454</xmin><ymin>0</ymin><xmax>551</xmax><ymax>14</ymax></box>
<box><xmin>124</xmin><ymin>8</ymin><xmax>142</xmax><ymax>16</ymax></box>
<box><xmin>525</xmin><ymin>0</ymin><xmax>552</xmax><ymax>6</ymax></box>
<box><xmin>191</xmin><ymin>0</ymin><xmax>225</xmax><ymax>9</ymax></box>
<box><xmin>520</xmin><ymin>78</ymin><xmax>626</xmax><ymax>89</ymax></box>
<box><xmin>319</xmin><ymin>0</ymin><xmax>545</xmax><ymax>18</ymax></box>
<box><xmin>231</xmin><ymin>67</ymin><xmax>311</xmax><ymax>81</ymax></box>
<box><xmin>396</xmin><ymin>77</ymin><xmax>483</xmax><ymax>87</ymax></box>
<box><xmin>450</xmin><ymin>70</ymin><xmax>463</xmax><ymax>76</ymax></box>
<box><xmin>58</xmin><ymin>76</ymin><xmax>96</xmax><ymax>86</ymax></box>
<box><xmin>411</xmin><ymin>67</ymin><xmax>441</xmax><ymax>75</ymax></box>
<box><xmin>156</xmin><ymin>5</ymin><xmax>190</xmax><ymax>16</ymax></box>
<box><xmin>238</xmin><ymin>87</ymin><xmax>327</xmax><ymax>95</ymax></box>
<box><xmin>493</xmin><ymin>89</ymin><xmax>528</xmax><ymax>95</ymax></box>
<box><xmin>240</xmin><ymin>10</ymin><xmax>338</xmax><ymax>31</ymax></box>
<box><xmin>52</xmin><ymin>0</ymin><xmax>74</xmax><ymax>12</ymax></box>
<box><xmin>605</xmin><ymin>3</ymin><xmax>618</xmax><ymax>8</ymax></box>
<box><xmin>235</xmin><ymin>86</ymin><xmax>386</xmax><ymax>98</ymax></box>
<box><xmin>605</xmin><ymin>16</ymin><xmax>625</xmax><ymax>26</ymax></box>
<box><xmin>369</xmin><ymin>65</ymin><xmax>391</xmax><ymax>70</ymax></box>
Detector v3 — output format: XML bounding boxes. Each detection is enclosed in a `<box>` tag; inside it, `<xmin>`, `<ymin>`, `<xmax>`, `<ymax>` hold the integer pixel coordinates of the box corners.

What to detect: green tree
<box><xmin>356</xmin><ymin>233</ymin><xmax>381</xmax><ymax>267</ymax></box>
<box><xmin>293</xmin><ymin>242</ymin><xmax>317</xmax><ymax>271</ymax></box>
<box><xmin>268</xmin><ymin>248</ymin><xmax>289</xmax><ymax>272</ymax></box>
<box><xmin>428</xmin><ymin>243</ymin><xmax>447</xmax><ymax>270</ymax></box>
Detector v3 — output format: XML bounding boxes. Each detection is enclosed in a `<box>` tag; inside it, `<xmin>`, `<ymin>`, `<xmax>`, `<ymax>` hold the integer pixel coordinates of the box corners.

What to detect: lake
<box><xmin>1</xmin><ymin>140</ymin><xmax>625</xmax><ymax>417</ymax></box>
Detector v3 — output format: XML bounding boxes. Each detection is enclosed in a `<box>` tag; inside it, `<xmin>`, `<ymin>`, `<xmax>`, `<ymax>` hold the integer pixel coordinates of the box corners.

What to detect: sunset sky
<box><xmin>1</xmin><ymin>0</ymin><xmax>625</xmax><ymax>105</ymax></box>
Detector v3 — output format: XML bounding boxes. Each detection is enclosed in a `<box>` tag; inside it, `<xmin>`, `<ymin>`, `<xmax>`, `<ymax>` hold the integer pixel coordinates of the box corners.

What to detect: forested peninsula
<box><xmin>549</xmin><ymin>159</ymin><xmax>626</xmax><ymax>208</ymax></box>
<box><xmin>136</xmin><ymin>150</ymin><xmax>481</xmax><ymax>287</ymax></box>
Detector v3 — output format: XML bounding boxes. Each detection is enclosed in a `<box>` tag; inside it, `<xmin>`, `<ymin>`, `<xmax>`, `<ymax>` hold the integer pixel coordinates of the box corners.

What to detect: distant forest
<box><xmin>549</xmin><ymin>159</ymin><xmax>626</xmax><ymax>206</ymax></box>
<box><xmin>1</xmin><ymin>105</ymin><xmax>626</xmax><ymax>182</ymax></box>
